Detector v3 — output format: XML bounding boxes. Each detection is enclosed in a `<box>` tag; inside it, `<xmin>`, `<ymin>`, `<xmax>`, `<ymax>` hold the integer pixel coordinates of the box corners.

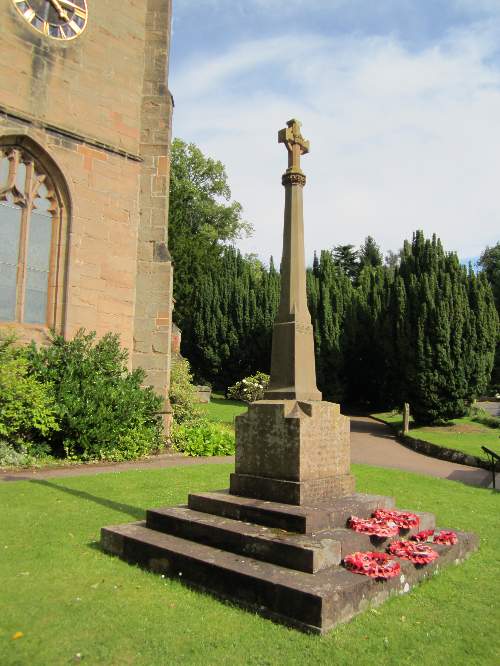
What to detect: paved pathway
<box><xmin>0</xmin><ymin>416</ymin><xmax>494</xmax><ymax>488</ymax></box>
<box><xmin>478</xmin><ymin>401</ymin><xmax>500</xmax><ymax>418</ymax></box>
<box><xmin>349</xmin><ymin>416</ymin><xmax>492</xmax><ymax>488</ymax></box>
<box><xmin>0</xmin><ymin>454</ymin><xmax>234</xmax><ymax>482</ymax></box>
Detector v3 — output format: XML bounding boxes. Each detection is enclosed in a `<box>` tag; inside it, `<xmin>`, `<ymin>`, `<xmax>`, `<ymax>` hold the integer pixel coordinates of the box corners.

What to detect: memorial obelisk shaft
<box><xmin>230</xmin><ymin>119</ymin><xmax>355</xmax><ymax>506</ymax></box>
<box><xmin>264</xmin><ymin>119</ymin><xmax>322</xmax><ymax>402</ymax></box>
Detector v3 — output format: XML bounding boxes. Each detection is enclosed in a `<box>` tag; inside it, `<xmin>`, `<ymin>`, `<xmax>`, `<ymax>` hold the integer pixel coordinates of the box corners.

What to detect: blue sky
<box><xmin>170</xmin><ymin>1</ymin><xmax>500</xmax><ymax>263</ymax></box>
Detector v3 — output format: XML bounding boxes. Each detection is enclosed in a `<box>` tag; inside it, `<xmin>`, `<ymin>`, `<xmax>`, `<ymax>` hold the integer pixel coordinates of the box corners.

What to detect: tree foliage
<box><xmin>0</xmin><ymin>333</ymin><xmax>59</xmax><ymax>450</ymax></box>
<box><xmin>359</xmin><ymin>236</ymin><xmax>383</xmax><ymax>270</ymax></box>
<box><xmin>391</xmin><ymin>232</ymin><xmax>497</xmax><ymax>422</ymax></box>
<box><xmin>181</xmin><ymin>230</ymin><xmax>497</xmax><ymax>423</ymax></box>
<box><xmin>168</xmin><ymin>141</ymin><xmax>497</xmax><ymax>421</ymax></box>
<box><xmin>479</xmin><ymin>242</ymin><xmax>500</xmax><ymax>392</ymax></box>
<box><xmin>25</xmin><ymin>331</ymin><xmax>163</xmax><ymax>461</ymax></box>
<box><xmin>169</xmin><ymin>138</ymin><xmax>252</xmax><ymax>332</ymax></box>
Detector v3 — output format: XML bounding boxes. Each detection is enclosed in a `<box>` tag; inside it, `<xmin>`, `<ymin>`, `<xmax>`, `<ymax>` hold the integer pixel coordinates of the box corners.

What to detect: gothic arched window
<box><xmin>0</xmin><ymin>144</ymin><xmax>67</xmax><ymax>328</ymax></box>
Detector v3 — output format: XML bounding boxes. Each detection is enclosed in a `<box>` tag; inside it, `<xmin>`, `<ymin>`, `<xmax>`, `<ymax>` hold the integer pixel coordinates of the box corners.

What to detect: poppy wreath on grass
<box><xmin>387</xmin><ymin>540</ymin><xmax>439</xmax><ymax>565</ymax></box>
<box><xmin>411</xmin><ymin>530</ymin><xmax>458</xmax><ymax>545</ymax></box>
<box><xmin>343</xmin><ymin>551</ymin><xmax>401</xmax><ymax>580</ymax></box>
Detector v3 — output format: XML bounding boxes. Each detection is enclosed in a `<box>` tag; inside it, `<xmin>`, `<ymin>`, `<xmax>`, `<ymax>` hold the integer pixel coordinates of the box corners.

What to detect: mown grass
<box><xmin>1</xmin><ymin>463</ymin><xmax>499</xmax><ymax>665</ymax></box>
<box><xmin>373</xmin><ymin>412</ymin><xmax>500</xmax><ymax>460</ymax></box>
<box><xmin>199</xmin><ymin>392</ymin><xmax>247</xmax><ymax>425</ymax></box>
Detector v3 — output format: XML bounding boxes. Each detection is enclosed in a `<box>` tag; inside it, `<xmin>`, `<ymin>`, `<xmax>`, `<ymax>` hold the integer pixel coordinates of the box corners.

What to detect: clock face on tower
<box><xmin>12</xmin><ymin>0</ymin><xmax>88</xmax><ymax>41</ymax></box>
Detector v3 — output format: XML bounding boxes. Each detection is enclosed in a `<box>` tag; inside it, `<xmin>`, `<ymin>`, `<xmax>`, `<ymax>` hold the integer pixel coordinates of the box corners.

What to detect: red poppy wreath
<box><xmin>411</xmin><ymin>530</ymin><xmax>458</xmax><ymax>545</ymax></box>
<box><xmin>388</xmin><ymin>540</ymin><xmax>439</xmax><ymax>565</ymax></box>
<box><xmin>343</xmin><ymin>551</ymin><xmax>401</xmax><ymax>579</ymax></box>
<box><xmin>348</xmin><ymin>516</ymin><xmax>400</xmax><ymax>537</ymax></box>
<box><xmin>372</xmin><ymin>508</ymin><xmax>420</xmax><ymax>530</ymax></box>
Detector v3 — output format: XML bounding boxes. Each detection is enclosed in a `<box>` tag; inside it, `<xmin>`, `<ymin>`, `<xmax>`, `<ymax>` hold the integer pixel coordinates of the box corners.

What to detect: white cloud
<box><xmin>174</xmin><ymin>35</ymin><xmax>329</xmax><ymax>100</ymax></box>
<box><xmin>171</xmin><ymin>21</ymin><xmax>500</xmax><ymax>262</ymax></box>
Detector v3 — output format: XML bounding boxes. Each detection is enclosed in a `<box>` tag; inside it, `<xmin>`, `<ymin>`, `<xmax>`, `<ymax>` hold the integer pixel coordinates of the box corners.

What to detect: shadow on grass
<box><xmin>30</xmin><ymin>479</ymin><xmax>145</xmax><ymax>520</ymax></box>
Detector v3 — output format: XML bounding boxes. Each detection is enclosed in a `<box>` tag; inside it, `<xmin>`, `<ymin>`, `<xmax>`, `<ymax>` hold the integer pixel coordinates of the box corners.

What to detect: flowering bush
<box><xmin>343</xmin><ymin>551</ymin><xmax>401</xmax><ymax>579</ymax></box>
<box><xmin>227</xmin><ymin>372</ymin><xmax>270</xmax><ymax>403</ymax></box>
<box><xmin>388</xmin><ymin>540</ymin><xmax>439</xmax><ymax>565</ymax></box>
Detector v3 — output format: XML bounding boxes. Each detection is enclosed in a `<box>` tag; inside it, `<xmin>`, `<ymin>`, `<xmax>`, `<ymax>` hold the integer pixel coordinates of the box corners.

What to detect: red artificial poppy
<box><xmin>372</xmin><ymin>509</ymin><xmax>420</xmax><ymax>530</ymax></box>
<box><xmin>348</xmin><ymin>516</ymin><xmax>400</xmax><ymax>538</ymax></box>
<box><xmin>388</xmin><ymin>540</ymin><xmax>439</xmax><ymax>565</ymax></box>
<box><xmin>432</xmin><ymin>530</ymin><xmax>458</xmax><ymax>545</ymax></box>
<box><xmin>411</xmin><ymin>530</ymin><xmax>435</xmax><ymax>542</ymax></box>
<box><xmin>411</xmin><ymin>529</ymin><xmax>458</xmax><ymax>545</ymax></box>
<box><xmin>343</xmin><ymin>551</ymin><xmax>401</xmax><ymax>579</ymax></box>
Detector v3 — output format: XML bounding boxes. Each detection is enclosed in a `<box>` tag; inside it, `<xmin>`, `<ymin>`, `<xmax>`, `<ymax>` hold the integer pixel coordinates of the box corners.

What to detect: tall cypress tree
<box><xmin>478</xmin><ymin>243</ymin><xmax>500</xmax><ymax>392</ymax></box>
<box><xmin>391</xmin><ymin>231</ymin><xmax>497</xmax><ymax>423</ymax></box>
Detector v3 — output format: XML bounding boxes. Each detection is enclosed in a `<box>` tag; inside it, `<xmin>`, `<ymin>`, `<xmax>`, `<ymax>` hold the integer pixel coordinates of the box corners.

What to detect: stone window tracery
<box><xmin>0</xmin><ymin>145</ymin><xmax>64</xmax><ymax>327</ymax></box>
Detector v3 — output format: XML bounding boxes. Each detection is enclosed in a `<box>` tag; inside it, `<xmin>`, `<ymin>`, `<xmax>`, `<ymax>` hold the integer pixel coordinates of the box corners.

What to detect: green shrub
<box><xmin>171</xmin><ymin>420</ymin><xmax>235</xmax><ymax>456</ymax></box>
<box><xmin>0</xmin><ymin>440</ymin><xmax>30</xmax><ymax>467</ymax></box>
<box><xmin>169</xmin><ymin>357</ymin><xmax>202</xmax><ymax>425</ymax></box>
<box><xmin>25</xmin><ymin>330</ymin><xmax>163</xmax><ymax>461</ymax></box>
<box><xmin>469</xmin><ymin>406</ymin><xmax>500</xmax><ymax>429</ymax></box>
<box><xmin>227</xmin><ymin>372</ymin><xmax>269</xmax><ymax>403</ymax></box>
<box><xmin>0</xmin><ymin>333</ymin><xmax>59</xmax><ymax>451</ymax></box>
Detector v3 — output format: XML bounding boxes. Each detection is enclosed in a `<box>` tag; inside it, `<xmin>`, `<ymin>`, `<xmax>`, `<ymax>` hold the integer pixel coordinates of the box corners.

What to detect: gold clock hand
<box><xmin>48</xmin><ymin>0</ymin><xmax>69</xmax><ymax>21</ymax></box>
<box><xmin>58</xmin><ymin>0</ymin><xmax>84</xmax><ymax>11</ymax></box>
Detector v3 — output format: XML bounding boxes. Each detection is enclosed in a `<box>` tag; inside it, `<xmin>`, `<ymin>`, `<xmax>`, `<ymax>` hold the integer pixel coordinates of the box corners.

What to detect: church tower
<box><xmin>0</xmin><ymin>0</ymin><xmax>174</xmax><ymax>428</ymax></box>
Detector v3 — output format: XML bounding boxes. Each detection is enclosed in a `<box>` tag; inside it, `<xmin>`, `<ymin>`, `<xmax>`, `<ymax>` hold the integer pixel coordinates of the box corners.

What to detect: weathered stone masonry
<box><xmin>0</xmin><ymin>0</ymin><xmax>174</xmax><ymax>428</ymax></box>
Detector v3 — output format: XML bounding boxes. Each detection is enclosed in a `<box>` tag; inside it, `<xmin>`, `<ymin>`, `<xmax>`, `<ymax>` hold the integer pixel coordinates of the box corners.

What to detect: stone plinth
<box><xmin>101</xmin><ymin>492</ymin><xmax>478</xmax><ymax>634</ymax></box>
<box><xmin>230</xmin><ymin>400</ymin><xmax>355</xmax><ymax>505</ymax></box>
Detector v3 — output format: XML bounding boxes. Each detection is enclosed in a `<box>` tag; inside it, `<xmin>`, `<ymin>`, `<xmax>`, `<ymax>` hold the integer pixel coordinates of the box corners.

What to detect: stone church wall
<box><xmin>0</xmin><ymin>0</ymin><xmax>174</xmax><ymax>427</ymax></box>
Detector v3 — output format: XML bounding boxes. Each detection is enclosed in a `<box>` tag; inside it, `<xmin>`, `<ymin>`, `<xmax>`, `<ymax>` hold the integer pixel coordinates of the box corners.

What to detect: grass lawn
<box><xmin>372</xmin><ymin>412</ymin><xmax>500</xmax><ymax>460</ymax></box>
<box><xmin>199</xmin><ymin>392</ymin><xmax>247</xmax><ymax>425</ymax></box>
<box><xmin>1</xmin><ymin>464</ymin><xmax>499</xmax><ymax>665</ymax></box>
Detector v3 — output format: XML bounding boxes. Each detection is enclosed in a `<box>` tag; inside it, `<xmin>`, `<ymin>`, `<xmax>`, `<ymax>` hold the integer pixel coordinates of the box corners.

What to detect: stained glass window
<box><xmin>0</xmin><ymin>147</ymin><xmax>60</xmax><ymax>326</ymax></box>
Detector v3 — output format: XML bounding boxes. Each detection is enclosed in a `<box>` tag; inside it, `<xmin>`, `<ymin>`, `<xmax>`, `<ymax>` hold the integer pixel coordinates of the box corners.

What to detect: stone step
<box><xmin>188</xmin><ymin>490</ymin><xmax>396</xmax><ymax>534</ymax></box>
<box><xmin>101</xmin><ymin>521</ymin><xmax>478</xmax><ymax>634</ymax></box>
<box><xmin>146</xmin><ymin>506</ymin><xmax>341</xmax><ymax>573</ymax></box>
<box><xmin>146</xmin><ymin>506</ymin><xmax>435</xmax><ymax>573</ymax></box>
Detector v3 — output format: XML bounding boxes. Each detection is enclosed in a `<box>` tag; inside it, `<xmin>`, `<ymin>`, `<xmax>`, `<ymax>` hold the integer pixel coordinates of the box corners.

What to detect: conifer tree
<box><xmin>478</xmin><ymin>243</ymin><xmax>500</xmax><ymax>392</ymax></box>
<box><xmin>332</xmin><ymin>244</ymin><xmax>359</xmax><ymax>280</ymax></box>
<box><xmin>391</xmin><ymin>231</ymin><xmax>497</xmax><ymax>423</ymax></box>
<box><xmin>359</xmin><ymin>236</ymin><xmax>383</xmax><ymax>270</ymax></box>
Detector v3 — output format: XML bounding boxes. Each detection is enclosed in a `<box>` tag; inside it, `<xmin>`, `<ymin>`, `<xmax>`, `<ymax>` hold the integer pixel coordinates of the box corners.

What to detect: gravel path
<box><xmin>0</xmin><ymin>416</ymin><xmax>494</xmax><ymax>488</ymax></box>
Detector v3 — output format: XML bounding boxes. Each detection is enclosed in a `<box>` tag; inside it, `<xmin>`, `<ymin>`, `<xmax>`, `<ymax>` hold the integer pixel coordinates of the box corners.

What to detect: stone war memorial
<box><xmin>101</xmin><ymin>120</ymin><xmax>478</xmax><ymax>634</ymax></box>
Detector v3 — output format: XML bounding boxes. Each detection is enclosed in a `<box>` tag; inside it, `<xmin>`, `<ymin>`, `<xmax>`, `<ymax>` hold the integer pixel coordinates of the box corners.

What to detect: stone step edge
<box><xmin>188</xmin><ymin>490</ymin><xmax>397</xmax><ymax>533</ymax></box>
<box><xmin>146</xmin><ymin>505</ymin><xmax>435</xmax><ymax>573</ymax></box>
<box><xmin>146</xmin><ymin>505</ymin><xmax>342</xmax><ymax>573</ymax></box>
<box><xmin>100</xmin><ymin>521</ymin><xmax>478</xmax><ymax>634</ymax></box>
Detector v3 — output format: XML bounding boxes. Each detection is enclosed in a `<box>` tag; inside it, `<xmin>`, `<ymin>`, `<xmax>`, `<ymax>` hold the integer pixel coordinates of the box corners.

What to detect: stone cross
<box><xmin>278</xmin><ymin>119</ymin><xmax>310</xmax><ymax>174</ymax></box>
<box><xmin>264</xmin><ymin>119</ymin><xmax>321</xmax><ymax>402</ymax></box>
